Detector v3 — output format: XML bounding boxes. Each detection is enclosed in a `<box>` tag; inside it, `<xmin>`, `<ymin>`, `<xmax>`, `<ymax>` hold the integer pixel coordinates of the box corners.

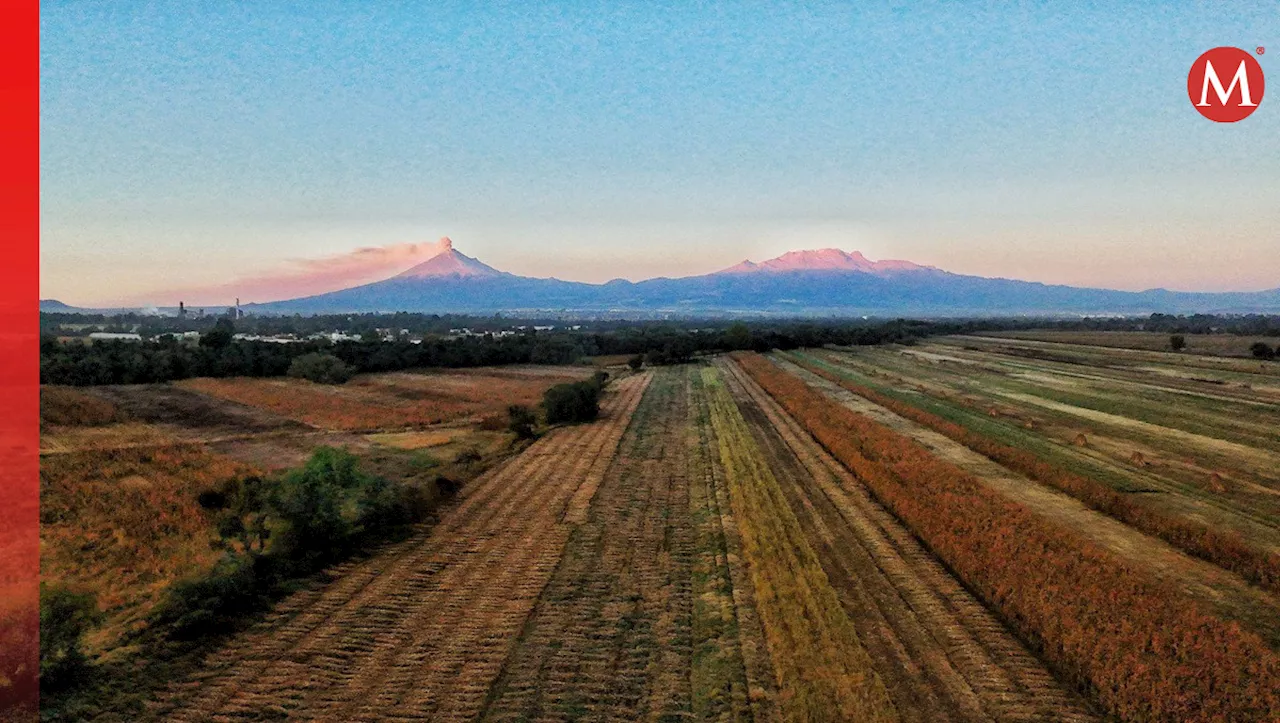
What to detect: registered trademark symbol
<box><xmin>1258</xmin><ymin>47</ymin><xmax>1266</xmax><ymax>55</ymax></box>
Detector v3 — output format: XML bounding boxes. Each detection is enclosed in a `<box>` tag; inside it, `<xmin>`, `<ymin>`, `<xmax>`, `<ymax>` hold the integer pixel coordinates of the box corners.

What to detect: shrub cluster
<box><xmin>154</xmin><ymin>448</ymin><xmax>422</xmax><ymax>639</ymax></box>
<box><xmin>794</xmin><ymin>357</ymin><xmax>1280</xmax><ymax>594</ymax></box>
<box><xmin>544</xmin><ymin>371</ymin><xmax>609</xmax><ymax>424</ymax></box>
<box><xmin>507</xmin><ymin>404</ymin><xmax>537</xmax><ymax>439</ymax></box>
<box><xmin>734</xmin><ymin>352</ymin><xmax>1280</xmax><ymax>722</ymax></box>
<box><xmin>286</xmin><ymin>352</ymin><xmax>354</xmax><ymax>384</ymax></box>
<box><xmin>1251</xmin><ymin>341</ymin><xmax>1277</xmax><ymax>360</ymax></box>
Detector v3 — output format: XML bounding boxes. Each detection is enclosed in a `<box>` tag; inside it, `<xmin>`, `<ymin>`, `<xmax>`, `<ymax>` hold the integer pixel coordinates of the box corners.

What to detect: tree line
<box><xmin>39</xmin><ymin>318</ymin><xmax>1008</xmax><ymax>386</ymax></box>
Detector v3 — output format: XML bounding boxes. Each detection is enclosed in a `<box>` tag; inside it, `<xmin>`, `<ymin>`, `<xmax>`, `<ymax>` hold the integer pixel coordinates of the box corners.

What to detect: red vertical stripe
<box><xmin>0</xmin><ymin>0</ymin><xmax>40</xmax><ymax>717</ymax></box>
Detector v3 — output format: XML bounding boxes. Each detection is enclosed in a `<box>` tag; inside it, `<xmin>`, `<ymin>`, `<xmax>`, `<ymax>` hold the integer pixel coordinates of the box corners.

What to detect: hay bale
<box><xmin>1073</xmin><ymin>433</ymin><xmax>1089</xmax><ymax>447</ymax></box>
<box><xmin>1129</xmin><ymin>451</ymin><xmax>1147</xmax><ymax>467</ymax></box>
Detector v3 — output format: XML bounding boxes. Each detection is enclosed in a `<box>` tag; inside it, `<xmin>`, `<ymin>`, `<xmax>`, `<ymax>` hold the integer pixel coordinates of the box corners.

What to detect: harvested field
<box><xmin>478</xmin><ymin>368</ymin><xmax>695</xmax><ymax>721</ymax></box>
<box><xmin>790</xmin><ymin>350</ymin><xmax>1280</xmax><ymax>594</ymax></box>
<box><xmin>773</xmin><ymin>355</ymin><xmax>1280</xmax><ymax>645</ymax></box>
<box><xmin>809</xmin><ymin>341</ymin><xmax>1280</xmax><ymax>556</ymax></box>
<box><xmin>701</xmin><ymin>366</ymin><xmax>897</xmax><ymax>722</ymax></box>
<box><xmin>716</xmin><ymin>358</ymin><xmax>1096</xmax><ymax>722</ymax></box>
<box><xmin>50</xmin><ymin>346</ymin><xmax>1276</xmax><ymax>721</ymax></box>
<box><xmin>152</xmin><ymin>373</ymin><xmax>651</xmax><ymax>722</ymax></box>
<box><xmin>987</xmin><ymin>329</ymin><xmax>1280</xmax><ymax>360</ymax></box>
<box><xmin>179</xmin><ymin>366</ymin><xmax>592</xmax><ymax>432</ymax></box>
<box><xmin>737</xmin><ymin>351</ymin><xmax>1280</xmax><ymax>721</ymax></box>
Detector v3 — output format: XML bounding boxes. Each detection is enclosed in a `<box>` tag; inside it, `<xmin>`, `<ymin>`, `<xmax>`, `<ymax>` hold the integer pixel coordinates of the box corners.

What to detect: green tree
<box><xmin>287</xmin><ymin>352</ymin><xmax>354</xmax><ymax>384</ymax></box>
<box><xmin>1169</xmin><ymin>334</ymin><xmax>1186</xmax><ymax>352</ymax></box>
<box><xmin>627</xmin><ymin>354</ymin><xmax>643</xmax><ymax>371</ymax></box>
<box><xmin>544</xmin><ymin>381</ymin><xmax>601</xmax><ymax>424</ymax></box>
<box><xmin>725</xmin><ymin>322</ymin><xmax>752</xmax><ymax>350</ymax></box>
<box><xmin>199</xmin><ymin>318</ymin><xmax>235</xmax><ymax>350</ymax></box>
<box><xmin>507</xmin><ymin>404</ymin><xmax>537</xmax><ymax>439</ymax></box>
<box><xmin>1251</xmin><ymin>341</ymin><xmax>1276</xmax><ymax>360</ymax></box>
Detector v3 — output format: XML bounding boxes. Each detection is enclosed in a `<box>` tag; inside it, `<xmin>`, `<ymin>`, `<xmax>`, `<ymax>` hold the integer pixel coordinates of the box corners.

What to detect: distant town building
<box><xmin>89</xmin><ymin>332</ymin><xmax>143</xmax><ymax>342</ymax></box>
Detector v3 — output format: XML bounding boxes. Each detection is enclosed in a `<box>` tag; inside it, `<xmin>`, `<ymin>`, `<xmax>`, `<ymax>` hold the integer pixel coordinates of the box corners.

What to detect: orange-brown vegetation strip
<box><xmin>703</xmin><ymin>367</ymin><xmax>898</xmax><ymax>723</ymax></box>
<box><xmin>793</xmin><ymin>354</ymin><xmax>1280</xmax><ymax>594</ymax></box>
<box><xmin>155</xmin><ymin>373</ymin><xmax>651</xmax><ymax>723</ymax></box>
<box><xmin>180</xmin><ymin>368</ymin><xmax>587</xmax><ymax>432</ymax></box>
<box><xmin>733</xmin><ymin>351</ymin><xmax>1280</xmax><ymax>722</ymax></box>
<box><xmin>40</xmin><ymin>386</ymin><xmax>126</xmax><ymax>428</ymax></box>
<box><xmin>40</xmin><ymin>445</ymin><xmax>259</xmax><ymax>650</ymax></box>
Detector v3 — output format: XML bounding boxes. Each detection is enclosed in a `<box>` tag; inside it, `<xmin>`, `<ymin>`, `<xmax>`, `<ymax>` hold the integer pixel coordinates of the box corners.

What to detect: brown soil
<box><xmin>90</xmin><ymin>384</ymin><xmax>307</xmax><ymax>435</ymax></box>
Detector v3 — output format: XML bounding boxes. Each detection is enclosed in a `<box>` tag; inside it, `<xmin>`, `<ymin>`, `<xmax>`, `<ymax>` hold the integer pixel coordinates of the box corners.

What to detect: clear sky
<box><xmin>41</xmin><ymin>1</ymin><xmax>1280</xmax><ymax>306</ymax></box>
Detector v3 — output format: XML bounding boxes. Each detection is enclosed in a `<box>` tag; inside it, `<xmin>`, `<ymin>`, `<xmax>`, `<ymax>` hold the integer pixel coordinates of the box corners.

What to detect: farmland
<box><xmin>179</xmin><ymin>366</ymin><xmax>589</xmax><ymax>432</ymax></box>
<box><xmin>38</xmin><ymin>364</ymin><xmax>599</xmax><ymax>689</ymax></box>
<box><xmin>41</xmin><ymin>338</ymin><xmax>1280</xmax><ymax>722</ymax></box>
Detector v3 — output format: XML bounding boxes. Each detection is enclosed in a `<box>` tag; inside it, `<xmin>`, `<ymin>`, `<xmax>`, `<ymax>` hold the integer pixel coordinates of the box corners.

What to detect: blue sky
<box><xmin>41</xmin><ymin>1</ymin><xmax>1280</xmax><ymax>305</ymax></box>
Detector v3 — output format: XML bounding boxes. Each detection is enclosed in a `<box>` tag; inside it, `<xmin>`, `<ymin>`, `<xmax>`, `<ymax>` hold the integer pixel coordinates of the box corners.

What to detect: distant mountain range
<box><xmin>43</xmin><ymin>238</ymin><xmax>1280</xmax><ymax>318</ymax></box>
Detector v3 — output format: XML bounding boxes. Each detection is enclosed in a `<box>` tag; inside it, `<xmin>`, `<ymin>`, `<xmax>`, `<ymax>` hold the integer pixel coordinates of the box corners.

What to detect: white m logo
<box><xmin>1197</xmin><ymin>59</ymin><xmax>1257</xmax><ymax>107</ymax></box>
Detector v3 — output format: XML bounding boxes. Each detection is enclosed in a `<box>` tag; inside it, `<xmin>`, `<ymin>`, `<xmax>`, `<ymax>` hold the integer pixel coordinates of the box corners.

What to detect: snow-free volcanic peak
<box><xmin>394</xmin><ymin>237</ymin><xmax>504</xmax><ymax>279</ymax></box>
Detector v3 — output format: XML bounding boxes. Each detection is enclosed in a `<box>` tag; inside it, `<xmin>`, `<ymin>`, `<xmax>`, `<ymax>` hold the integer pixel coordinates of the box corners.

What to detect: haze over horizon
<box><xmin>40</xmin><ymin>3</ymin><xmax>1280</xmax><ymax>307</ymax></box>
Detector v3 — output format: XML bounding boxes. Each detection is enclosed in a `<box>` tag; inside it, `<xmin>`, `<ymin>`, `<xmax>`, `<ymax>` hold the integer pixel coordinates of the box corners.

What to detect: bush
<box><xmin>507</xmin><ymin>404</ymin><xmax>537</xmax><ymax>439</ymax></box>
<box><xmin>1251</xmin><ymin>342</ymin><xmax>1276</xmax><ymax>360</ymax></box>
<box><xmin>287</xmin><ymin>352</ymin><xmax>354</xmax><ymax>384</ymax></box>
<box><xmin>151</xmin><ymin>555</ymin><xmax>265</xmax><ymax>639</ymax></box>
<box><xmin>1170</xmin><ymin>334</ymin><xmax>1186</xmax><ymax>351</ymax></box>
<box><xmin>151</xmin><ymin>448</ymin><xmax>414</xmax><ymax>643</ymax></box>
<box><xmin>39</xmin><ymin>585</ymin><xmax>103</xmax><ymax>689</ymax></box>
<box><xmin>544</xmin><ymin>380</ymin><xmax>602</xmax><ymax>424</ymax></box>
<box><xmin>272</xmin><ymin>448</ymin><xmax>367</xmax><ymax>560</ymax></box>
<box><xmin>627</xmin><ymin>355</ymin><xmax>643</xmax><ymax>371</ymax></box>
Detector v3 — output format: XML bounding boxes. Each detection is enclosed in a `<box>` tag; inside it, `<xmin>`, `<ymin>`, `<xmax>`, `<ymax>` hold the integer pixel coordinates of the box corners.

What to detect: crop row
<box><xmin>790</xmin><ymin>352</ymin><xmax>1280</xmax><ymax>593</ymax></box>
<box><xmin>733</xmin><ymin>351</ymin><xmax>1280</xmax><ymax>722</ymax></box>
<box><xmin>700</xmin><ymin>367</ymin><xmax>898</xmax><ymax>723</ymax></box>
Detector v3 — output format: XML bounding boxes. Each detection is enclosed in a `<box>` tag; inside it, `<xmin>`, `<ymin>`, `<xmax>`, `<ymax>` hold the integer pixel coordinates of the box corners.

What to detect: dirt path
<box><xmin>153</xmin><ymin>373</ymin><xmax>652</xmax><ymax>723</ymax></box>
<box><xmin>477</xmin><ymin>369</ymin><xmax>695</xmax><ymax>722</ymax></box>
<box><xmin>717</xmin><ymin>359</ymin><xmax>1097</xmax><ymax>723</ymax></box>
<box><xmin>772</xmin><ymin>357</ymin><xmax>1280</xmax><ymax>647</ymax></box>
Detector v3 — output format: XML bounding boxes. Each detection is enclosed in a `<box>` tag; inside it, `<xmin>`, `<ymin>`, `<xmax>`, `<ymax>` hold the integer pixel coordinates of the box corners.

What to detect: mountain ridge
<box><xmin>239</xmin><ymin>240</ymin><xmax>1280</xmax><ymax>317</ymax></box>
<box><xmin>43</xmin><ymin>240</ymin><xmax>1280</xmax><ymax>317</ymax></box>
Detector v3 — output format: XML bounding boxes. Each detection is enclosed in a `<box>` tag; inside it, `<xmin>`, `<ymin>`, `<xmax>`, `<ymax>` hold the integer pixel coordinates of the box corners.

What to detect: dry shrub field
<box><xmin>40</xmin><ymin>386</ymin><xmax>127</xmax><ymax>428</ymax></box>
<box><xmin>40</xmin><ymin>444</ymin><xmax>259</xmax><ymax>652</ymax></box>
<box><xmin>179</xmin><ymin>366</ymin><xmax>589</xmax><ymax>431</ymax></box>
<box><xmin>733</xmin><ymin>351</ymin><xmax>1280</xmax><ymax>721</ymax></box>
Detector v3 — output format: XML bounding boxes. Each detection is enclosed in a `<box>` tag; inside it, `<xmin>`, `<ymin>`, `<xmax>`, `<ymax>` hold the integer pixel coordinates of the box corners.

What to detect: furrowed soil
<box><xmin>476</xmin><ymin>367</ymin><xmax>699</xmax><ymax>722</ymax></box>
<box><xmin>772</xmin><ymin>355</ymin><xmax>1280</xmax><ymax>648</ymax></box>
<box><xmin>151</xmin><ymin>373</ymin><xmax>651</xmax><ymax>722</ymax></box>
<box><xmin>715</xmin><ymin>358</ymin><xmax>1097</xmax><ymax>722</ymax></box>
